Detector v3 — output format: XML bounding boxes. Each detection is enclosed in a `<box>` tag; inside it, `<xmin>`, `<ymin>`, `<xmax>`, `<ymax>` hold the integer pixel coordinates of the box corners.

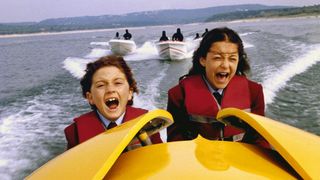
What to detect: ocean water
<box><xmin>0</xmin><ymin>17</ymin><xmax>319</xmax><ymax>179</ymax></box>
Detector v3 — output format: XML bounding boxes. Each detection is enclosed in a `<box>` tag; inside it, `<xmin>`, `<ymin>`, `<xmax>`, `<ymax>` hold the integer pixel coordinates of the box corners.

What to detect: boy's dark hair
<box><xmin>80</xmin><ymin>55</ymin><xmax>138</xmax><ymax>108</ymax></box>
<box><xmin>189</xmin><ymin>27</ymin><xmax>250</xmax><ymax>76</ymax></box>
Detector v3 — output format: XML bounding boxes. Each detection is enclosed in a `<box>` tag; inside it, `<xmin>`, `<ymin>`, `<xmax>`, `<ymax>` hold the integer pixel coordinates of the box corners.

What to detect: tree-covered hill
<box><xmin>206</xmin><ymin>4</ymin><xmax>320</xmax><ymax>22</ymax></box>
<box><xmin>1</xmin><ymin>4</ymin><xmax>317</xmax><ymax>35</ymax></box>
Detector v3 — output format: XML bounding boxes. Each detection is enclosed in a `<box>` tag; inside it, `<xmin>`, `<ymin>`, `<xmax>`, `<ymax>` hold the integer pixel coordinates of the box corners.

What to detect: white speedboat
<box><xmin>193</xmin><ymin>37</ymin><xmax>202</xmax><ymax>46</ymax></box>
<box><xmin>155</xmin><ymin>41</ymin><xmax>187</xmax><ymax>60</ymax></box>
<box><xmin>186</xmin><ymin>38</ymin><xmax>202</xmax><ymax>51</ymax></box>
<box><xmin>108</xmin><ymin>39</ymin><xmax>136</xmax><ymax>55</ymax></box>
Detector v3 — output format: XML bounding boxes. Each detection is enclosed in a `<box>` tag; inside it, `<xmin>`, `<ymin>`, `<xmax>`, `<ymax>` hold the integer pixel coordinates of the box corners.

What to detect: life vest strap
<box><xmin>189</xmin><ymin>115</ymin><xmax>220</xmax><ymax>123</ymax></box>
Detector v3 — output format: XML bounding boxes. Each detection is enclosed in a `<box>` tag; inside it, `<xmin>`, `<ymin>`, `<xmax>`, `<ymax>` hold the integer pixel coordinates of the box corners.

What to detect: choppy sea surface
<box><xmin>0</xmin><ymin>17</ymin><xmax>319</xmax><ymax>179</ymax></box>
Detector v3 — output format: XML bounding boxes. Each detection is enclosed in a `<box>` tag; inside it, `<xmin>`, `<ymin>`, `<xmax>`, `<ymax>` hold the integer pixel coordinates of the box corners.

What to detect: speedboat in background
<box><xmin>27</xmin><ymin>108</ymin><xmax>320</xmax><ymax>179</ymax></box>
<box><xmin>108</xmin><ymin>39</ymin><xmax>136</xmax><ymax>55</ymax></box>
<box><xmin>155</xmin><ymin>41</ymin><xmax>187</xmax><ymax>60</ymax></box>
<box><xmin>193</xmin><ymin>37</ymin><xmax>202</xmax><ymax>47</ymax></box>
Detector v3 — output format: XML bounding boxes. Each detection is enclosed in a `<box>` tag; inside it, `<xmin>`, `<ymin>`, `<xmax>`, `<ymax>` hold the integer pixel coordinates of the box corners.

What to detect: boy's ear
<box><xmin>128</xmin><ymin>88</ymin><xmax>133</xmax><ymax>101</ymax></box>
<box><xmin>86</xmin><ymin>92</ymin><xmax>94</xmax><ymax>105</ymax></box>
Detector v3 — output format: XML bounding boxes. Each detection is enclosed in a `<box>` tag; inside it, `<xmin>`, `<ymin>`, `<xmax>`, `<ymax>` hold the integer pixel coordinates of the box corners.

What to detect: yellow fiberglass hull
<box><xmin>106</xmin><ymin>136</ymin><xmax>296</xmax><ymax>179</ymax></box>
<box><xmin>217</xmin><ymin>108</ymin><xmax>320</xmax><ymax>179</ymax></box>
<box><xmin>26</xmin><ymin>108</ymin><xmax>320</xmax><ymax>179</ymax></box>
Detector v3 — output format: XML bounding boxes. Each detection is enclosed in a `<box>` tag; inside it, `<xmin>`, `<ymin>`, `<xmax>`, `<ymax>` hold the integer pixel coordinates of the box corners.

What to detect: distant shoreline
<box><xmin>228</xmin><ymin>14</ymin><xmax>320</xmax><ymax>23</ymax></box>
<box><xmin>0</xmin><ymin>26</ymin><xmax>147</xmax><ymax>39</ymax></box>
<box><xmin>1</xmin><ymin>15</ymin><xmax>318</xmax><ymax>39</ymax></box>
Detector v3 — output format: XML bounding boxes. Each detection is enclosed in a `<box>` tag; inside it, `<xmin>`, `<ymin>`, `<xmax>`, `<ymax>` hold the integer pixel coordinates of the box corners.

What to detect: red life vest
<box><xmin>179</xmin><ymin>75</ymin><xmax>251</xmax><ymax>140</ymax></box>
<box><xmin>182</xmin><ymin>75</ymin><xmax>251</xmax><ymax>116</ymax></box>
<box><xmin>64</xmin><ymin>106</ymin><xmax>162</xmax><ymax>149</ymax></box>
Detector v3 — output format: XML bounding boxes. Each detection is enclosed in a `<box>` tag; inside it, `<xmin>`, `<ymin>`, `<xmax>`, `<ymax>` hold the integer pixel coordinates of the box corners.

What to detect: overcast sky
<box><xmin>1</xmin><ymin>0</ymin><xmax>319</xmax><ymax>23</ymax></box>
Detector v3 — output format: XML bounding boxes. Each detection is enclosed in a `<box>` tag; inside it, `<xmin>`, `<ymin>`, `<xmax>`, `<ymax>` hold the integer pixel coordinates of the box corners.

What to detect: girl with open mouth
<box><xmin>167</xmin><ymin>27</ymin><xmax>269</xmax><ymax>149</ymax></box>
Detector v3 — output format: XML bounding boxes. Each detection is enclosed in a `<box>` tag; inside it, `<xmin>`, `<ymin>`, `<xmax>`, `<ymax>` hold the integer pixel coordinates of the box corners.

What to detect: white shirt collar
<box><xmin>96</xmin><ymin>110</ymin><xmax>125</xmax><ymax>128</ymax></box>
<box><xmin>202</xmin><ymin>75</ymin><xmax>223</xmax><ymax>95</ymax></box>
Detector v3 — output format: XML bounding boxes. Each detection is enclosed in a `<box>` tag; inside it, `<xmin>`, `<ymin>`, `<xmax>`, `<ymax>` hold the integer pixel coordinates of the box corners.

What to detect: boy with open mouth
<box><xmin>64</xmin><ymin>55</ymin><xmax>162</xmax><ymax>149</ymax></box>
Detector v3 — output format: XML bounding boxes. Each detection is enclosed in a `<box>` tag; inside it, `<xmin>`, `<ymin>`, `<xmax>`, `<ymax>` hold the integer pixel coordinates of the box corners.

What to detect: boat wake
<box><xmin>0</xmin><ymin>85</ymin><xmax>71</xmax><ymax>180</ymax></box>
<box><xmin>63</xmin><ymin>38</ymin><xmax>201</xmax><ymax>79</ymax></box>
<box><xmin>90</xmin><ymin>42</ymin><xmax>109</xmax><ymax>47</ymax></box>
<box><xmin>263</xmin><ymin>44</ymin><xmax>320</xmax><ymax>105</ymax></box>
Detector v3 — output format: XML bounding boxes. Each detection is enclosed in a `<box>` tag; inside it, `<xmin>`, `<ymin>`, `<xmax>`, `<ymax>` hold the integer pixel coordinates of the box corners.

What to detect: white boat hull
<box><xmin>156</xmin><ymin>41</ymin><xmax>187</xmax><ymax>60</ymax></box>
<box><xmin>109</xmin><ymin>39</ymin><xmax>136</xmax><ymax>55</ymax></box>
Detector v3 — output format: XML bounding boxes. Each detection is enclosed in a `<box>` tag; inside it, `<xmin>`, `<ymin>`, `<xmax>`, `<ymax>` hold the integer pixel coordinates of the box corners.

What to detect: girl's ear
<box><xmin>200</xmin><ymin>57</ymin><xmax>206</xmax><ymax>67</ymax></box>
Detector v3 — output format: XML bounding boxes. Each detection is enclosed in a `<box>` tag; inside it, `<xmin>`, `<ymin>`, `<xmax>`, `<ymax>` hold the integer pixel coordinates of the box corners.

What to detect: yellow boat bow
<box><xmin>27</xmin><ymin>108</ymin><xmax>320</xmax><ymax>179</ymax></box>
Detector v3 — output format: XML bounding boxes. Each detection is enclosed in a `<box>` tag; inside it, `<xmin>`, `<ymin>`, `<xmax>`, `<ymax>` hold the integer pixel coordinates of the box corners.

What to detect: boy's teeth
<box><xmin>107</xmin><ymin>98</ymin><xmax>116</xmax><ymax>102</ymax></box>
<box><xmin>105</xmin><ymin>98</ymin><xmax>119</xmax><ymax>109</ymax></box>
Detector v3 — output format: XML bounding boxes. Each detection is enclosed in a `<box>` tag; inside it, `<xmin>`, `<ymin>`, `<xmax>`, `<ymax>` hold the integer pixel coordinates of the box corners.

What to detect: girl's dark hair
<box><xmin>189</xmin><ymin>27</ymin><xmax>250</xmax><ymax>76</ymax></box>
<box><xmin>80</xmin><ymin>55</ymin><xmax>138</xmax><ymax>107</ymax></box>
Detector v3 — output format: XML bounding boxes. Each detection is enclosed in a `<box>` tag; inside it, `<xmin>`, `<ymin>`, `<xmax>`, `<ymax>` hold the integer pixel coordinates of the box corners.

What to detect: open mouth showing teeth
<box><xmin>216</xmin><ymin>72</ymin><xmax>229</xmax><ymax>79</ymax></box>
<box><xmin>105</xmin><ymin>98</ymin><xmax>119</xmax><ymax>109</ymax></box>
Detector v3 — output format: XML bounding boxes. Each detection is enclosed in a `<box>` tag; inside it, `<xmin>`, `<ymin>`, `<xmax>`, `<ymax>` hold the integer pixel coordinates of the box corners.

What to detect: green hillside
<box><xmin>206</xmin><ymin>4</ymin><xmax>320</xmax><ymax>22</ymax></box>
<box><xmin>1</xmin><ymin>4</ymin><xmax>318</xmax><ymax>35</ymax></box>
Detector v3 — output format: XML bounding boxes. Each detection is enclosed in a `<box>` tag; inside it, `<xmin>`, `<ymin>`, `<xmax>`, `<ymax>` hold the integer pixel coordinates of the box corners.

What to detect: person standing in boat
<box><xmin>123</xmin><ymin>29</ymin><xmax>132</xmax><ymax>40</ymax></box>
<box><xmin>194</xmin><ymin>33</ymin><xmax>200</xmax><ymax>40</ymax></box>
<box><xmin>166</xmin><ymin>27</ymin><xmax>269</xmax><ymax>148</ymax></box>
<box><xmin>114</xmin><ymin>32</ymin><xmax>120</xmax><ymax>39</ymax></box>
<box><xmin>172</xmin><ymin>28</ymin><xmax>184</xmax><ymax>41</ymax></box>
<box><xmin>159</xmin><ymin>31</ymin><xmax>169</xmax><ymax>41</ymax></box>
<box><xmin>64</xmin><ymin>55</ymin><xmax>162</xmax><ymax>149</ymax></box>
<box><xmin>202</xmin><ymin>28</ymin><xmax>209</xmax><ymax>37</ymax></box>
